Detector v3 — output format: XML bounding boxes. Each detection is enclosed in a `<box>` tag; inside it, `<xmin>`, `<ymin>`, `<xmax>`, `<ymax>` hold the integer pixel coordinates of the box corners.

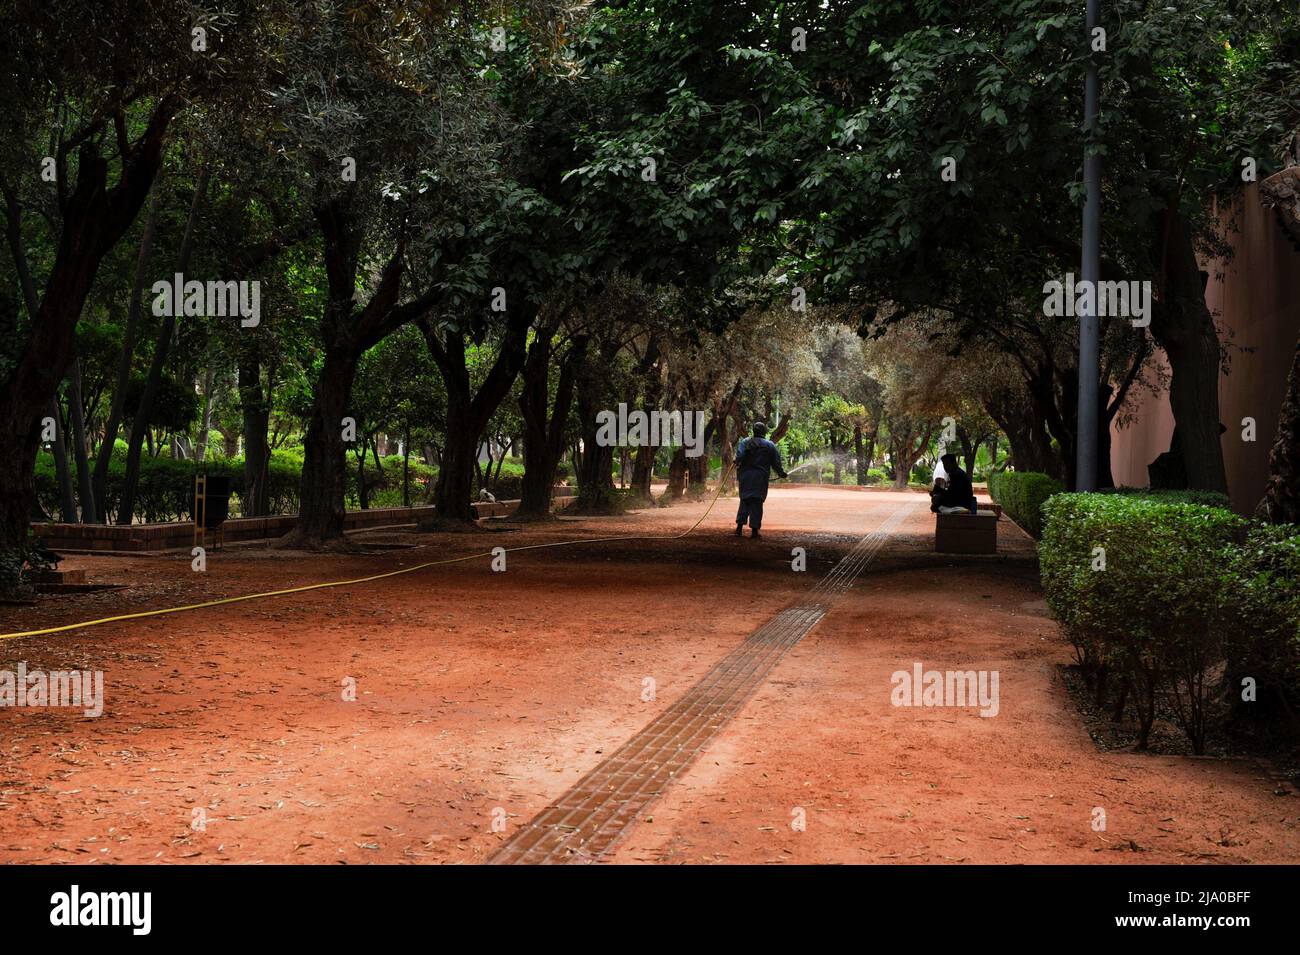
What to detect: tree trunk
<box><xmin>985</xmin><ymin>390</ymin><xmax>1060</xmax><ymax>477</ymax></box>
<box><xmin>664</xmin><ymin>447</ymin><xmax>688</xmax><ymax>500</ymax></box>
<box><xmin>715</xmin><ymin>381</ymin><xmax>741</xmax><ymax>493</ymax></box>
<box><xmin>436</xmin><ymin>426</ymin><xmax>479</xmax><ymax>523</ymax></box>
<box><xmin>118</xmin><ymin>165</ymin><xmax>210</xmax><ymax>524</ymax></box>
<box><xmin>574</xmin><ymin>337</ymin><xmax>617</xmax><ymax>509</ymax></box>
<box><xmin>49</xmin><ymin>398</ymin><xmax>77</xmax><ymax>521</ymax></box>
<box><xmin>1095</xmin><ymin>385</ymin><xmax>1115</xmax><ymax>489</ymax></box>
<box><xmin>117</xmin><ymin>318</ymin><xmax>172</xmax><ymax>524</ymax></box>
<box><xmin>0</xmin><ymin>409</ymin><xmax>43</xmax><ymax>546</ymax></box>
<box><xmin>854</xmin><ymin>425</ymin><xmax>866</xmax><ymax>485</ymax></box>
<box><xmin>239</xmin><ymin>350</ymin><xmax>271</xmax><ymax>517</ymax></box>
<box><xmin>370</xmin><ymin>434</ymin><xmax>384</xmax><ymax>484</ymax></box>
<box><xmin>67</xmin><ymin>360</ymin><xmax>97</xmax><ymax>521</ymax></box>
<box><xmin>891</xmin><ymin>443</ymin><xmax>910</xmax><ymax>488</ymax></box>
<box><xmin>421</xmin><ymin>314</ymin><xmax>530</xmax><ymax>523</ymax></box>
<box><xmin>195</xmin><ymin>362</ymin><xmax>215</xmax><ymax>463</ymax></box>
<box><xmin>92</xmin><ymin>183</ymin><xmax>162</xmax><ymax>520</ymax></box>
<box><xmin>402</xmin><ymin>424</ymin><xmax>411</xmax><ymax>507</ymax></box>
<box><xmin>687</xmin><ymin>450</ymin><xmax>709</xmax><ymax>491</ymax></box>
<box><xmin>718</xmin><ymin>412</ymin><xmax>737</xmax><ymax>493</ymax></box>
<box><xmin>517</xmin><ymin>331</ymin><xmax>580</xmax><ymax>518</ymax></box>
<box><xmin>763</xmin><ymin>395</ymin><xmax>791</xmax><ymax>443</ymax></box>
<box><xmin>957</xmin><ymin>426</ymin><xmax>978</xmax><ymax>476</ymax></box>
<box><xmin>1149</xmin><ymin>210</ymin><xmax>1228</xmax><ymax>493</ymax></box>
<box><xmin>890</xmin><ymin>424</ymin><xmax>933</xmax><ymax>488</ymax></box>
<box><xmin>629</xmin><ymin>360</ymin><xmax>663</xmax><ymax>504</ymax></box>
<box><xmin>0</xmin><ymin>96</ymin><xmax>179</xmax><ymax>553</ymax></box>
<box><xmin>1258</xmin><ymin>327</ymin><xmax>1300</xmax><ymax>522</ymax></box>
<box><xmin>630</xmin><ymin>443</ymin><xmax>656</xmax><ymax>501</ymax></box>
<box><xmin>355</xmin><ymin>438</ymin><xmax>369</xmax><ymax>510</ymax></box>
<box><xmin>289</xmin><ymin>347</ymin><xmax>358</xmax><ymax>543</ymax></box>
<box><xmin>770</xmin><ymin>415</ymin><xmax>791</xmax><ymax>444</ymax></box>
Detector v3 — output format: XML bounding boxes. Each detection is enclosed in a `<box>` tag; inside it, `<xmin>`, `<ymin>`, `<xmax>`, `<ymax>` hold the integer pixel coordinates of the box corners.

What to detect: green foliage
<box><xmin>362</xmin><ymin>454</ymin><xmax>439</xmax><ymax>509</ymax></box>
<box><xmin>37</xmin><ymin>451</ymin><xmax>302</xmax><ymax>523</ymax></box>
<box><xmin>1223</xmin><ymin>524</ymin><xmax>1300</xmax><ymax>733</ymax></box>
<box><xmin>809</xmin><ymin>393</ymin><xmax>866</xmax><ymax>450</ymax></box>
<box><xmin>121</xmin><ymin>374</ymin><xmax>200</xmax><ymax>433</ymax></box>
<box><xmin>1098</xmin><ymin>486</ymin><xmax>1233</xmax><ymax>509</ymax></box>
<box><xmin>486</xmin><ymin>473</ymin><xmax>524</xmax><ymax>500</ymax></box>
<box><xmin>1039</xmin><ymin>493</ymin><xmax>1248</xmax><ymax>752</ymax></box>
<box><xmin>0</xmin><ymin>531</ymin><xmax>58</xmax><ymax>599</ymax></box>
<box><xmin>988</xmin><ymin>471</ymin><xmax>1063</xmax><ymax>539</ymax></box>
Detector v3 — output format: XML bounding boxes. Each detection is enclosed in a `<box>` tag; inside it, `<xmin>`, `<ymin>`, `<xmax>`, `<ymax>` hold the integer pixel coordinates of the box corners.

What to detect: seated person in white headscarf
<box><xmin>930</xmin><ymin>452</ymin><xmax>978</xmax><ymax>515</ymax></box>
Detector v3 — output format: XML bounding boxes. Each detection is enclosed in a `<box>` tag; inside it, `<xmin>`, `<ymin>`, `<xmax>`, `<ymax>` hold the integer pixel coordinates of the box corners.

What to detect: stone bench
<box><xmin>934</xmin><ymin>505</ymin><xmax>1001</xmax><ymax>554</ymax></box>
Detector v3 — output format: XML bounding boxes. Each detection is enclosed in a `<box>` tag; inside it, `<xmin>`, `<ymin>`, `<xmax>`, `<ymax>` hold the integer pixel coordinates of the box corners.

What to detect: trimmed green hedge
<box><xmin>988</xmin><ymin>471</ymin><xmax>1063</xmax><ymax>539</ymax></box>
<box><xmin>1039</xmin><ymin>492</ymin><xmax>1300</xmax><ymax>751</ymax></box>
<box><xmin>1224</xmin><ymin>524</ymin><xmax>1300</xmax><ymax>732</ymax></box>
<box><xmin>36</xmin><ymin>450</ymin><xmax>437</xmax><ymax>523</ymax></box>
<box><xmin>480</xmin><ymin>457</ymin><xmax>525</xmax><ymax>500</ymax></box>
<box><xmin>35</xmin><ymin>453</ymin><xmax>275</xmax><ymax>523</ymax></box>
<box><xmin>1098</xmin><ymin>486</ymin><xmax>1232</xmax><ymax>509</ymax></box>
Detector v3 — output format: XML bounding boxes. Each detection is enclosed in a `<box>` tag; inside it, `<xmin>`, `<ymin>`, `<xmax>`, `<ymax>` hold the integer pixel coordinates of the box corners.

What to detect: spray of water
<box><xmin>784</xmin><ymin>452</ymin><xmax>859</xmax><ymax>479</ymax></box>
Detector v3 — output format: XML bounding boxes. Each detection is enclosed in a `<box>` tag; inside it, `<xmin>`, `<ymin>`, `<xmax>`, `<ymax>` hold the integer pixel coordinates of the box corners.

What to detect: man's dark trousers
<box><xmin>737</xmin><ymin>497</ymin><xmax>764</xmax><ymax>532</ymax></box>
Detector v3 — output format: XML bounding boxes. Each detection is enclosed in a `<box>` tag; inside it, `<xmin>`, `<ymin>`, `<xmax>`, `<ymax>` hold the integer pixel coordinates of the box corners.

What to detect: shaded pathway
<box><xmin>488</xmin><ymin>500</ymin><xmax>917</xmax><ymax>864</ymax></box>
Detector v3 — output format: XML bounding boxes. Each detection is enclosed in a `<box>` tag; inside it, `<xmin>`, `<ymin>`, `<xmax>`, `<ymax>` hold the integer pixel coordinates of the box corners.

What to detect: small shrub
<box><xmin>988</xmin><ymin>471</ymin><xmax>1063</xmax><ymax>539</ymax></box>
<box><xmin>36</xmin><ymin>449</ymin><xmax>312</xmax><ymax>523</ymax></box>
<box><xmin>487</xmin><ymin>473</ymin><xmax>524</xmax><ymax>499</ymax></box>
<box><xmin>1223</xmin><ymin>523</ymin><xmax>1300</xmax><ymax>737</ymax></box>
<box><xmin>0</xmin><ymin>533</ymin><xmax>58</xmax><ymax>600</ymax></box>
<box><xmin>1098</xmin><ymin>486</ymin><xmax>1232</xmax><ymax>509</ymax></box>
<box><xmin>1040</xmin><ymin>493</ymin><xmax>1244</xmax><ymax>752</ymax></box>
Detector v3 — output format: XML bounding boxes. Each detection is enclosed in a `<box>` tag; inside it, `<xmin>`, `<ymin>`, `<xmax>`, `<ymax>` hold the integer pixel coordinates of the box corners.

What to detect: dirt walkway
<box><xmin>1</xmin><ymin>487</ymin><xmax>1296</xmax><ymax>864</ymax></box>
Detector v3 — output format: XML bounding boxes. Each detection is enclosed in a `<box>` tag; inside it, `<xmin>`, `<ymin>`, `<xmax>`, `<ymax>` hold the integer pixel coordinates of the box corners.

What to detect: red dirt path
<box><xmin>1</xmin><ymin>486</ymin><xmax>1296</xmax><ymax>864</ymax></box>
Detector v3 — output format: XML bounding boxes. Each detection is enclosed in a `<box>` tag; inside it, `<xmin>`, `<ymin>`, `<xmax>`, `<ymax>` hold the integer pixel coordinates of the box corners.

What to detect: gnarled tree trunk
<box><xmin>1258</xmin><ymin>330</ymin><xmax>1300</xmax><ymax>522</ymax></box>
<box><xmin>291</xmin><ymin>347</ymin><xmax>358</xmax><ymax>542</ymax></box>
<box><xmin>1149</xmin><ymin>210</ymin><xmax>1229</xmax><ymax>494</ymax></box>
<box><xmin>240</xmin><ymin>349</ymin><xmax>272</xmax><ymax>517</ymax></box>
<box><xmin>573</xmin><ymin>336</ymin><xmax>617</xmax><ymax>510</ymax></box>
<box><xmin>118</xmin><ymin>165</ymin><xmax>210</xmax><ymax>524</ymax></box>
<box><xmin>516</xmin><ymin>330</ymin><xmax>580</xmax><ymax>518</ymax></box>
<box><xmin>0</xmin><ymin>96</ymin><xmax>180</xmax><ymax>553</ymax></box>
<box><xmin>421</xmin><ymin>312</ymin><xmax>530</xmax><ymax>523</ymax></box>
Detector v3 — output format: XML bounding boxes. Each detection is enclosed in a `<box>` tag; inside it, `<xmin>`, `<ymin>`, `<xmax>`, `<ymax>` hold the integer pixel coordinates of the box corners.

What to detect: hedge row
<box><xmin>35</xmin><ymin>450</ymin><xmax>559</xmax><ymax>523</ymax></box>
<box><xmin>1098</xmin><ymin>485</ymin><xmax>1233</xmax><ymax>509</ymax></box>
<box><xmin>35</xmin><ymin>451</ymin><xmax>439</xmax><ymax>523</ymax></box>
<box><xmin>1040</xmin><ymin>493</ymin><xmax>1300</xmax><ymax>751</ymax></box>
<box><xmin>35</xmin><ymin>453</ymin><xmax>299</xmax><ymax>523</ymax></box>
<box><xmin>987</xmin><ymin>471</ymin><xmax>1063</xmax><ymax>539</ymax></box>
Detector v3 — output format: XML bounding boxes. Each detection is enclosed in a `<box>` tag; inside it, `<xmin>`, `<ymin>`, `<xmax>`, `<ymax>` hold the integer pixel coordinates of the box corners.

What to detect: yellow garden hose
<box><xmin>1</xmin><ymin>465</ymin><xmax>737</xmax><ymax>642</ymax></box>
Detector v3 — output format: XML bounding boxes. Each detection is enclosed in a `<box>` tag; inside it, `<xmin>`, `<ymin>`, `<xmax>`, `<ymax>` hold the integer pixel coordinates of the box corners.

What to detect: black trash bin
<box><xmin>193</xmin><ymin>475</ymin><xmax>231</xmax><ymax>529</ymax></box>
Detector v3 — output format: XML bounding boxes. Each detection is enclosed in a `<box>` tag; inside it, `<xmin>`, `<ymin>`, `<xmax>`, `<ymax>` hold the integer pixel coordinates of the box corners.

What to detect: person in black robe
<box><xmin>734</xmin><ymin>422</ymin><xmax>787</xmax><ymax>539</ymax></box>
<box><xmin>930</xmin><ymin>452</ymin><xmax>978</xmax><ymax>514</ymax></box>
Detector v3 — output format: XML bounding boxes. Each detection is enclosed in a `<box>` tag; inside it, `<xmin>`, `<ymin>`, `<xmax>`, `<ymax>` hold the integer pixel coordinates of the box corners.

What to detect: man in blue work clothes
<box><xmin>734</xmin><ymin>421</ymin><xmax>787</xmax><ymax>539</ymax></box>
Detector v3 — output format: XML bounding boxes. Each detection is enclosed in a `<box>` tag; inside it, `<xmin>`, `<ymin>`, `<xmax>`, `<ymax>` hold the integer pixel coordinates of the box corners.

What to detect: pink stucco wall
<box><xmin>1109</xmin><ymin>184</ymin><xmax>1300</xmax><ymax>513</ymax></box>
